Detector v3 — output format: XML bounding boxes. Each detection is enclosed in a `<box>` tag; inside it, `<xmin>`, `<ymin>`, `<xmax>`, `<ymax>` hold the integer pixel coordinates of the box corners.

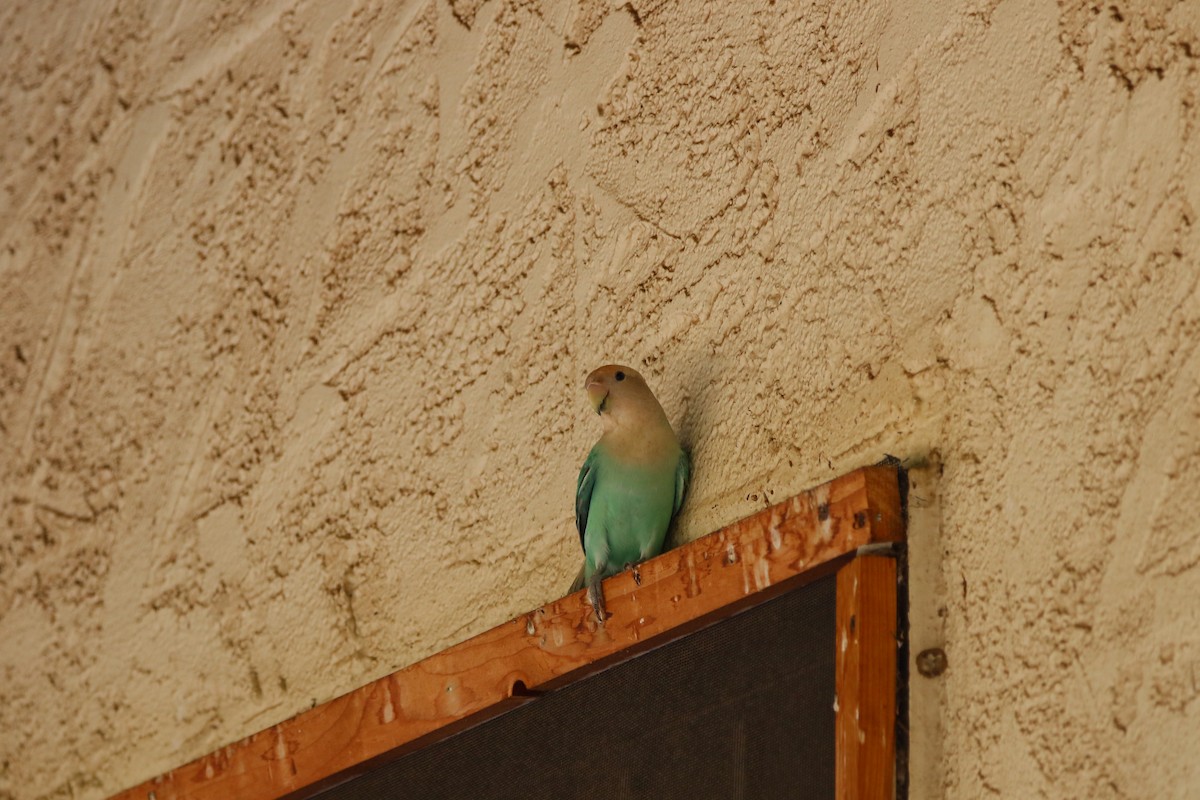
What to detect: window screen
<box><xmin>314</xmin><ymin>573</ymin><xmax>837</xmax><ymax>800</ymax></box>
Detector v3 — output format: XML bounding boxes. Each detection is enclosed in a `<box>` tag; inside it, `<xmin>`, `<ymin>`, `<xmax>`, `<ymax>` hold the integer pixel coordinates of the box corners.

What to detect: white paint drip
<box><xmin>753</xmin><ymin>557</ymin><xmax>771</xmax><ymax>590</ymax></box>
<box><xmin>381</xmin><ymin>683</ymin><xmax>396</xmax><ymax>724</ymax></box>
<box><xmin>274</xmin><ymin>725</ymin><xmax>288</xmax><ymax>762</ymax></box>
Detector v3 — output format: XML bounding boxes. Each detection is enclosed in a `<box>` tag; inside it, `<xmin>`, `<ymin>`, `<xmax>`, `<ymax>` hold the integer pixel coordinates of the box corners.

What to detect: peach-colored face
<box><xmin>584</xmin><ymin>364</ymin><xmax>643</xmax><ymax>414</ymax></box>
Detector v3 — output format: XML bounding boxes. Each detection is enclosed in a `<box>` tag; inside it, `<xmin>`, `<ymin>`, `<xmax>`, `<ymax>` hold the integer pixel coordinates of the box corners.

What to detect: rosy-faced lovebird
<box><xmin>569</xmin><ymin>364</ymin><xmax>690</xmax><ymax>623</ymax></box>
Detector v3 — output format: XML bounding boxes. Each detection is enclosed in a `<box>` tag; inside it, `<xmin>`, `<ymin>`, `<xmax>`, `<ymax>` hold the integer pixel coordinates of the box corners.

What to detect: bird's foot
<box><xmin>587</xmin><ymin>576</ymin><xmax>609</xmax><ymax>625</ymax></box>
<box><xmin>624</xmin><ymin>561</ymin><xmax>642</xmax><ymax>587</ymax></box>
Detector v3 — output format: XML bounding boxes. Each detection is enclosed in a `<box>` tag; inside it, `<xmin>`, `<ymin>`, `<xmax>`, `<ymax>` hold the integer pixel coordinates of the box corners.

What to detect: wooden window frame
<box><xmin>111</xmin><ymin>465</ymin><xmax>905</xmax><ymax>800</ymax></box>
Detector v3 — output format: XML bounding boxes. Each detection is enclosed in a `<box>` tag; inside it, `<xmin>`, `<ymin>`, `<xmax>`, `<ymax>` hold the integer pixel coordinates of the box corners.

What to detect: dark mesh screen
<box><xmin>316</xmin><ymin>573</ymin><xmax>836</xmax><ymax>800</ymax></box>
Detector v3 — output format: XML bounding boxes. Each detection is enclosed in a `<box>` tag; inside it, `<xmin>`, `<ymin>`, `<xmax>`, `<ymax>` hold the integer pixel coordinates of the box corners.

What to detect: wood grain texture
<box><xmin>111</xmin><ymin>465</ymin><xmax>904</xmax><ymax>800</ymax></box>
<box><xmin>836</xmin><ymin>555</ymin><xmax>899</xmax><ymax>800</ymax></box>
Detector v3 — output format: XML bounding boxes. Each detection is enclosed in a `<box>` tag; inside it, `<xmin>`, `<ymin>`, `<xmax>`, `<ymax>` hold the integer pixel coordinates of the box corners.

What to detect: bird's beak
<box><xmin>586</xmin><ymin>381</ymin><xmax>608</xmax><ymax>414</ymax></box>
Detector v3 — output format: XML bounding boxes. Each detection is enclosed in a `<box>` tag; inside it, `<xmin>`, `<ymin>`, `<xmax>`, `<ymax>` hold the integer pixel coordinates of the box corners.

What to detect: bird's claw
<box><xmin>587</xmin><ymin>578</ymin><xmax>609</xmax><ymax>625</ymax></box>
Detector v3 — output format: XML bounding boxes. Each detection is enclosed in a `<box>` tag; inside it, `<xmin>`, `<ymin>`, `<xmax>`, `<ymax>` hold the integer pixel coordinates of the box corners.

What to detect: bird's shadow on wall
<box><xmin>665</xmin><ymin>351</ymin><xmax>723</xmax><ymax>547</ymax></box>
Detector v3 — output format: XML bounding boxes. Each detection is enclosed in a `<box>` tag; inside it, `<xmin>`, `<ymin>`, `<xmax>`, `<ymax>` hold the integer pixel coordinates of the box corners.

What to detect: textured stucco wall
<box><xmin>1</xmin><ymin>0</ymin><xmax>1198</xmax><ymax>797</ymax></box>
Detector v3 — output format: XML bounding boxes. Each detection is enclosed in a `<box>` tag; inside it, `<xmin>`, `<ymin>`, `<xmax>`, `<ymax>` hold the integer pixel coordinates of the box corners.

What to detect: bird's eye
<box><xmin>615</xmin><ymin>371</ymin><xmax>626</xmax><ymax>381</ymax></box>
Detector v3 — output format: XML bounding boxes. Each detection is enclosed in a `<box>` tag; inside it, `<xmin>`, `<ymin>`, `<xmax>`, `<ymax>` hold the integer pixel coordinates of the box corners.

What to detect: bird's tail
<box><xmin>568</xmin><ymin>563</ymin><xmax>586</xmax><ymax>594</ymax></box>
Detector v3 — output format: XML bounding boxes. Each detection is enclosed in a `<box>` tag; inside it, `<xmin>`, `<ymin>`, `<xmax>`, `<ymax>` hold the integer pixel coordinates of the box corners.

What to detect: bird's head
<box><xmin>584</xmin><ymin>364</ymin><xmax>667</xmax><ymax>432</ymax></box>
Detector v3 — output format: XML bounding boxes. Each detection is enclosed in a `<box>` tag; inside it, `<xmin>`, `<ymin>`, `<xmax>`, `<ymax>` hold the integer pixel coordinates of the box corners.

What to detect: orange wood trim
<box><xmin>835</xmin><ymin>554</ymin><xmax>899</xmax><ymax>800</ymax></box>
<box><xmin>111</xmin><ymin>465</ymin><xmax>904</xmax><ymax>800</ymax></box>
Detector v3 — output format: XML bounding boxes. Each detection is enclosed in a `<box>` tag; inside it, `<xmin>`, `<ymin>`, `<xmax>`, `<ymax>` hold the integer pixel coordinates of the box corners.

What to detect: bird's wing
<box><xmin>575</xmin><ymin>447</ymin><xmax>599</xmax><ymax>552</ymax></box>
<box><xmin>673</xmin><ymin>448</ymin><xmax>691</xmax><ymax>517</ymax></box>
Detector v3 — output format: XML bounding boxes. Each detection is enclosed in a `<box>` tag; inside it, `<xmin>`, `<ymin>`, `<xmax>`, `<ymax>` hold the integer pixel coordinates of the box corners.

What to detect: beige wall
<box><xmin>2</xmin><ymin>0</ymin><xmax>1198</xmax><ymax>797</ymax></box>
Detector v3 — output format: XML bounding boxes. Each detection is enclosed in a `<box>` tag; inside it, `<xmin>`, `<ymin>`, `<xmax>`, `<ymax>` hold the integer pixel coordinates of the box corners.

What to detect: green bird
<box><xmin>569</xmin><ymin>364</ymin><xmax>690</xmax><ymax>623</ymax></box>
